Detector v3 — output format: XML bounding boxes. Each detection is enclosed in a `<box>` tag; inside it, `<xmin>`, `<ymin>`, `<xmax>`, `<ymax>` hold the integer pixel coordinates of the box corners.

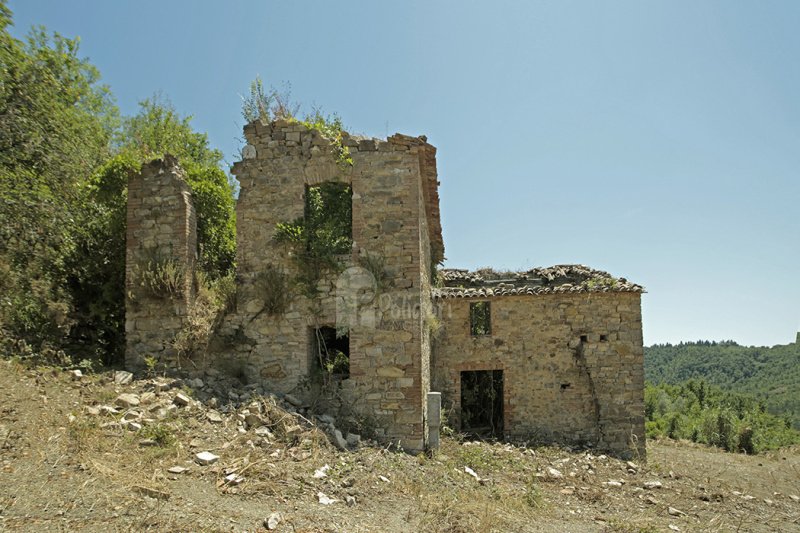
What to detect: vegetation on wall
<box><xmin>275</xmin><ymin>182</ymin><xmax>353</xmax><ymax>297</ymax></box>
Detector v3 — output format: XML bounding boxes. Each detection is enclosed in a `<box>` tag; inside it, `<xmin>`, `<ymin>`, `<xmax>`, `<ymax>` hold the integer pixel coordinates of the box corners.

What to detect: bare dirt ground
<box><xmin>0</xmin><ymin>359</ymin><xmax>798</xmax><ymax>532</ymax></box>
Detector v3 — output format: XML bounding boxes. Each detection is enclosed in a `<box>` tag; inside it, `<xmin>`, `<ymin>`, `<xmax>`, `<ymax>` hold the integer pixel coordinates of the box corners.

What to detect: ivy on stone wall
<box><xmin>275</xmin><ymin>182</ymin><xmax>353</xmax><ymax>297</ymax></box>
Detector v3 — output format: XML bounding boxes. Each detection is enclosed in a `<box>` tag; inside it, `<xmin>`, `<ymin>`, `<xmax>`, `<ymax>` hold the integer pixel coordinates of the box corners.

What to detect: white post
<box><xmin>427</xmin><ymin>392</ymin><xmax>442</xmax><ymax>451</ymax></box>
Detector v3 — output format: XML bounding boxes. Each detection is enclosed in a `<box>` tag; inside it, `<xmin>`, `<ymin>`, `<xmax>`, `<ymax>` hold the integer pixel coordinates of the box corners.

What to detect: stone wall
<box><xmin>125</xmin><ymin>156</ymin><xmax>197</xmax><ymax>371</ymax></box>
<box><xmin>432</xmin><ymin>291</ymin><xmax>645</xmax><ymax>458</ymax></box>
<box><xmin>218</xmin><ymin>120</ymin><xmax>443</xmax><ymax>452</ymax></box>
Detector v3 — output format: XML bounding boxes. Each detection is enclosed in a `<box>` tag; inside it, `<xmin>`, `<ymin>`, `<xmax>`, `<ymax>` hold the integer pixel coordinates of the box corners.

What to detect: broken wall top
<box><xmin>231</xmin><ymin>118</ymin><xmax>444</xmax><ymax>264</ymax></box>
<box><xmin>435</xmin><ymin>264</ymin><xmax>644</xmax><ymax>299</ymax></box>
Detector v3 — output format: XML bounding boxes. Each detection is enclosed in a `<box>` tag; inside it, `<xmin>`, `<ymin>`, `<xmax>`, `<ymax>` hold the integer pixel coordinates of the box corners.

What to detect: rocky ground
<box><xmin>0</xmin><ymin>359</ymin><xmax>798</xmax><ymax>532</ymax></box>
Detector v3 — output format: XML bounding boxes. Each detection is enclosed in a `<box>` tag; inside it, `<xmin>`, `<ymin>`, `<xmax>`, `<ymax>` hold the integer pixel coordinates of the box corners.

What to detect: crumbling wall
<box><xmin>220</xmin><ymin>121</ymin><xmax>442</xmax><ymax>452</ymax></box>
<box><xmin>432</xmin><ymin>291</ymin><xmax>645</xmax><ymax>458</ymax></box>
<box><xmin>125</xmin><ymin>156</ymin><xmax>197</xmax><ymax>371</ymax></box>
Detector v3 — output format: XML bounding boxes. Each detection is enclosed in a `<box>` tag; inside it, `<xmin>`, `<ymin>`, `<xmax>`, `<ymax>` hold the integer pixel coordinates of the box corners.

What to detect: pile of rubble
<box><xmin>75</xmin><ymin>369</ymin><xmax>365</xmax><ymax>453</ymax></box>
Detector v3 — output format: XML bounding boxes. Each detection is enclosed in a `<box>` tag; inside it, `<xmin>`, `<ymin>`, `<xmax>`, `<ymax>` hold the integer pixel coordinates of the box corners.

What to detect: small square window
<box><xmin>580</xmin><ymin>335</ymin><xmax>588</xmax><ymax>343</ymax></box>
<box><xmin>600</xmin><ymin>334</ymin><xmax>608</xmax><ymax>342</ymax></box>
<box><xmin>470</xmin><ymin>301</ymin><xmax>491</xmax><ymax>336</ymax></box>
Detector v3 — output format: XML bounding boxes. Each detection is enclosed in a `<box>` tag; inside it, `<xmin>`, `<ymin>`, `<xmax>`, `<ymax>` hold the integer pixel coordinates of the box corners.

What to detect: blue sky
<box><xmin>8</xmin><ymin>1</ymin><xmax>799</xmax><ymax>347</ymax></box>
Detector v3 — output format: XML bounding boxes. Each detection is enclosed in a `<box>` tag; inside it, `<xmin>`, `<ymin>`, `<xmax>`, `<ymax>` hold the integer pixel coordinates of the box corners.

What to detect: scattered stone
<box><xmin>224</xmin><ymin>473</ymin><xmax>244</xmax><ymax>485</ymax></box>
<box><xmin>194</xmin><ymin>451</ymin><xmax>219</xmax><ymax>465</ymax></box>
<box><xmin>547</xmin><ymin>467</ymin><xmax>564</xmax><ymax>479</ymax></box>
<box><xmin>669</xmin><ymin>525</ymin><xmax>680</xmax><ymax>531</ymax></box>
<box><xmin>265</xmin><ymin>512</ymin><xmax>281</xmax><ymax>530</ymax></box>
<box><xmin>317</xmin><ymin>491</ymin><xmax>337</xmax><ymax>505</ymax></box>
<box><xmin>206</xmin><ymin>410</ymin><xmax>223</xmax><ymax>423</ymax></box>
<box><xmin>560</xmin><ymin>488</ymin><xmax>574</xmax><ymax>495</ymax></box>
<box><xmin>244</xmin><ymin>413</ymin><xmax>264</xmax><ymax>428</ymax></box>
<box><xmin>114</xmin><ymin>370</ymin><xmax>133</xmax><ymax>385</ymax></box>
<box><xmin>167</xmin><ymin>466</ymin><xmax>188</xmax><ymax>474</ymax></box>
<box><xmin>255</xmin><ymin>426</ymin><xmax>274</xmax><ymax>438</ymax></box>
<box><xmin>379</xmin><ymin>475</ymin><xmax>390</xmax><ymax>483</ymax></box>
<box><xmin>645</xmin><ymin>496</ymin><xmax>659</xmax><ymax>505</ymax></box>
<box><xmin>284</xmin><ymin>394</ymin><xmax>302</xmax><ymax>407</ymax></box>
<box><xmin>85</xmin><ymin>406</ymin><xmax>101</xmax><ymax>416</ymax></box>
<box><xmin>173</xmin><ymin>393</ymin><xmax>192</xmax><ymax>407</ymax></box>
<box><xmin>318</xmin><ymin>414</ymin><xmax>335</xmax><ymax>425</ymax></box>
<box><xmin>188</xmin><ymin>378</ymin><xmax>204</xmax><ymax>389</ymax></box>
<box><xmin>313</xmin><ymin>465</ymin><xmax>330</xmax><ymax>479</ymax></box>
<box><xmin>668</xmin><ymin>507</ymin><xmax>686</xmax><ymax>517</ymax></box>
<box><xmin>644</xmin><ymin>481</ymin><xmax>663</xmax><ymax>489</ymax></box>
<box><xmin>70</xmin><ymin>369</ymin><xmax>83</xmax><ymax>380</ymax></box>
<box><xmin>139</xmin><ymin>392</ymin><xmax>156</xmax><ymax>405</ymax></box>
<box><xmin>332</xmin><ymin>429</ymin><xmax>348</xmax><ymax>450</ymax></box>
<box><xmin>154</xmin><ymin>379</ymin><xmax>175</xmax><ymax>392</ymax></box>
<box><xmin>604</xmin><ymin>480</ymin><xmax>624</xmax><ymax>488</ymax></box>
<box><xmin>123</xmin><ymin>421</ymin><xmax>142</xmax><ymax>431</ymax></box>
<box><xmin>345</xmin><ymin>495</ymin><xmax>356</xmax><ymax>507</ymax></box>
<box><xmin>626</xmin><ymin>461</ymin><xmax>639</xmax><ymax>471</ymax></box>
<box><xmin>115</xmin><ymin>393</ymin><xmax>140</xmax><ymax>408</ymax></box>
<box><xmin>464</xmin><ymin>466</ymin><xmax>480</xmax><ymax>481</ymax></box>
<box><xmin>139</xmin><ymin>439</ymin><xmax>157</xmax><ymax>447</ymax></box>
<box><xmin>790</xmin><ymin>494</ymin><xmax>800</xmax><ymax>502</ymax></box>
<box><xmin>121</xmin><ymin>410</ymin><xmax>142</xmax><ymax>421</ymax></box>
<box><xmin>346</xmin><ymin>433</ymin><xmax>361</xmax><ymax>447</ymax></box>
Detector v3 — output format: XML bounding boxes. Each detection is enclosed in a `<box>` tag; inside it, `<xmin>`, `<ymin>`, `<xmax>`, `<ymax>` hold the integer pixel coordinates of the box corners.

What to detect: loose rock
<box><xmin>114</xmin><ymin>370</ymin><xmax>133</xmax><ymax>385</ymax></box>
<box><xmin>195</xmin><ymin>451</ymin><xmax>219</xmax><ymax>465</ymax></box>
<box><xmin>317</xmin><ymin>491</ymin><xmax>337</xmax><ymax>505</ymax></box>
<box><xmin>265</xmin><ymin>512</ymin><xmax>281</xmax><ymax>530</ymax></box>
<box><xmin>115</xmin><ymin>393</ymin><xmax>140</xmax><ymax>408</ymax></box>
<box><xmin>284</xmin><ymin>394</ymin><xmax>302</xmax><ymax>407</ymax></box>
<box><xmin>173</xmin><ymin>393</ymin><xmax>192</xmax><ymax>407</ymax></box>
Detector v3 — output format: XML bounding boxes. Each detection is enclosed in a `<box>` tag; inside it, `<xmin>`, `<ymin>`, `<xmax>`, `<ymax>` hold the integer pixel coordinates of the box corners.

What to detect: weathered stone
<box><xmin>265</xmin><ymin>512</ymin><xmax>281</xmax><ymax>530</ymax></box>
<box><xmin>125</xmin><ymin>119</ymin><xmax>644</xmax><ymax>458</ymax></box>
<box><xmin>114</xmin><ymin>370</ymin><xmax>133</xmax><ymax>385</ymax></box>
<box><xmin>283</xmin><ymin>394</ymin><xmax>302</xmax><ymax>407</ymax></box>
<box><xmin>332</xmin><ymin>429</ymin><xmax>348</xmax><ymax>450</ymax></box>
<box><xmin>194</xmin><ymin>451</ymin><xmax>219</xmax><ymax>465</ymax></box>
<box><xmin>376</xmin><ymin>366</ymin><xmax>404</xmax><ymax>378</ymax></box>
<box><xmin>115</xmin><ymin>393</ymin><xmax>140</xmax><ymax>408</ymax></box>
<box><xmin>244</xmin><ymin>413</ymin><xmax>264</xmax><ymax>428</ymax></box>
<box><xmin>173</xmin><ymin>393</ymin><xmax>192</xmax><ymax>407</ymax></box>
<box><xmin>345</xmin><ymin>433</ymin><xmax>361</xmax><ymax>447</ymax></box>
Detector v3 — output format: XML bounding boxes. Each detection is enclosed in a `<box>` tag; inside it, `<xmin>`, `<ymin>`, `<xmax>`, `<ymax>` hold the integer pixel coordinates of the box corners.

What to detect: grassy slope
<box><xmin>1</xmin><ymin>360</ymin><xmax>800</xmax><ymax>532</ymax></box>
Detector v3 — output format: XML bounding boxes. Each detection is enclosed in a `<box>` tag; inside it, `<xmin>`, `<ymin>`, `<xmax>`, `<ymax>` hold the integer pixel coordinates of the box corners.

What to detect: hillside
<box><xmin>2</xmin><ymin>359</ymin><xmax>800</xmax><ymax>532</ymax></box>
<box><xmin>645</xmin><ymin>337</ymin><xmax>800</xmax><ymax>429</ymax></box>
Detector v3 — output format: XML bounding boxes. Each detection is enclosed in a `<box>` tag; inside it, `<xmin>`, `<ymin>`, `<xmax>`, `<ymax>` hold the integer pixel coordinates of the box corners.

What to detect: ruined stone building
<box><xmin>125</xmin><ymin>119</ymin><xmax>646</xmax><ymax>458</ymax></box>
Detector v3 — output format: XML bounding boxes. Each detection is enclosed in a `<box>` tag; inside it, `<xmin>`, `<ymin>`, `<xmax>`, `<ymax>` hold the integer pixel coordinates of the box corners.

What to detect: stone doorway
<box><xmin>460</xmin><ymin>370</ymin><xmax>504</xmax><ymax>438</ymax></box>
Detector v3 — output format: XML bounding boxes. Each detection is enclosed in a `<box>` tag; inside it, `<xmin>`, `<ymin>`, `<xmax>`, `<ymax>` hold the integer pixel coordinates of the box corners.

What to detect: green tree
<box><xmin>74</xmin><ymin>98</ymin><xmax>237</xmax><ymax>363</ymax></box>
<box><xmin>0</xmin><ymin>1</ymin><xmax>117</xmax><ymax>349</ymax></box>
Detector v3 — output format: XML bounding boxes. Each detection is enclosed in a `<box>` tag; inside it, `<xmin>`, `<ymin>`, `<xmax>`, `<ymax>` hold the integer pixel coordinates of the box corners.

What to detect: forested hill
<box><xmin>645</xmin><ymin>337</ymin><xmax>800</xmax><ymax>428</ymax></box>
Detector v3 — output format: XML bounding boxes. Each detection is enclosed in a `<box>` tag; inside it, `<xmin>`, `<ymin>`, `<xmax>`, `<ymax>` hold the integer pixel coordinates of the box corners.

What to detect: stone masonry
<box><xmin>432</xmin><ymin>266</ymin><xmax>646</xmax><ymax>458</ymax></box>
<box><xmin>124</xmin><ymin>119</ymin><xmax>646</xmax><ymax>457</ymax></box>
<box><xmin>125</xmin><ymin>155</ymin><xmax>196</xmax><ymax>372</ymax></box>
